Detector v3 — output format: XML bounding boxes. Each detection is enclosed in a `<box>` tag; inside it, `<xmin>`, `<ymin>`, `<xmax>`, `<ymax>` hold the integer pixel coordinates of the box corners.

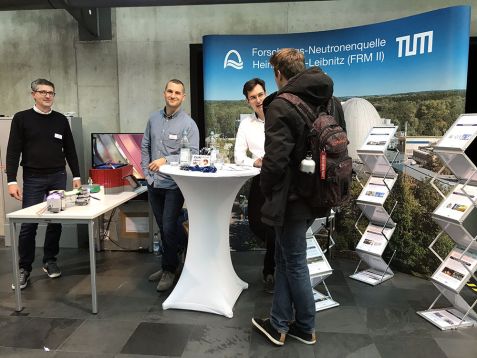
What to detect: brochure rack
<box><xmin>417</xmin><ymin>114</ymin><xmax>477</xmax><ymax>330</ymax></box>
<box><xmin>307</xmin><ymin>215</ymin><xmax>339</xmax><ymax>311</ymax></box>
<box><xmin>350</xmin><ymin>126</ymin><xmax>398</xmax><ymax>286</ymax></box>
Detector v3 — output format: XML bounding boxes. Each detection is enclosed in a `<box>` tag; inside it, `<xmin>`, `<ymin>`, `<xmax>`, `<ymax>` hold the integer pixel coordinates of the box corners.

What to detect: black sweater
<box><xmin>6</xmin><ymin>109</ymin><xmax>81</xmax><ymax>182</ymax></box>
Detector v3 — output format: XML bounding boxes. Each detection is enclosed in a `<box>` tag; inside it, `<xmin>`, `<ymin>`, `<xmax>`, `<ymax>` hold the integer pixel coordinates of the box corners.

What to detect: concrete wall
<box><xmin>0</xmin><ymin>0</ymin><xmax>476</xmax><ymax>176</ymax></box>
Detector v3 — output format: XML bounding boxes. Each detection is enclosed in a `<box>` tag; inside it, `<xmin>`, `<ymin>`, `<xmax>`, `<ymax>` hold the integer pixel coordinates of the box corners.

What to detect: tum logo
<box><xmin>395</xmin><ymin>30</ymin><xmax>433</xmax><ymax>58</ymax></box>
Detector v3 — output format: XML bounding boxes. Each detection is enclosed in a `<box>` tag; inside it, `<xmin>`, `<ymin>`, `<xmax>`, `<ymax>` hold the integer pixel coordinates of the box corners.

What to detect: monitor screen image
<box><xmin>91</xmin><ymin>133</ymin><xmax>145</xmax><ymax>180</ymax></box>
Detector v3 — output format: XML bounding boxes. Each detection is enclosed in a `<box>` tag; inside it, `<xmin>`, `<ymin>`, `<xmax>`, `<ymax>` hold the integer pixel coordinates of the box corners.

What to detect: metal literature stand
<box><xmin>307</xmin><ymin>215</ymin><xmax>339</xmax><ymax>311</ymax></box>
<box><xmin>417</xmin><ymin>114</ymin><xmax>477</xmax><ymax>330</ymax></box>
<box><xmin>350</xmin><ymin>125</ymin><xmax>399</xmax><ymax>286</ymax></box>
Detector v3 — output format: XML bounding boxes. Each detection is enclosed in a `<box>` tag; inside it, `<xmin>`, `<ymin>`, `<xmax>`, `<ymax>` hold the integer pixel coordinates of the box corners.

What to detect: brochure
<box><xmin>419</xmin><ymin>309</ymin><xmax>472</xmax><ymax>329</ymax></box>
<box><xmin>359</xmin><ymin>126</ymin><xmax>397</xmax><ymax>153</ymax></box>
<box><xmin>356</xmin><ymin>223</ymin><xmax>395</xmax><ymax>256</ymax></box>
<box><xmin>432</xmin><ymin>247</ymin><xmax>477</xmax><ymax>292</ymax></box>
<box><xmin>350</xmin><ymin>269</ymin><xmax>393</xmax><ymax>285</ymax></box>
<box><xmin>357</xmin><ymin>176</ymin><xmax>396</xmax><ymax>205</ymax></box>
<box><xmin>437</xmin><ymin>114</ymin><xmax>477</xmax><ymax>150</ymax></box>
<box><xmin>433</xmin><ymin>184</ymin><xmax>477</xmax><ymax>222</ymax></box>
<box><xmin>306</xmin><ymin>237</ymin><xmax>332</xmax><ymax>277</ymax></box>
<box><xmin>313</xmin><ymin>289</ymin><xmax>339</xmax><ymax>311</ymax></box>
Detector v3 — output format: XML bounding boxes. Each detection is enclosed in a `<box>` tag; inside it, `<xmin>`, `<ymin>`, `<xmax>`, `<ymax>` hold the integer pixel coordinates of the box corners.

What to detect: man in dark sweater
<box><xmin>7</xmin><ymin>78</ymin><xmax>82</xmax><ymax>289</ymax></box>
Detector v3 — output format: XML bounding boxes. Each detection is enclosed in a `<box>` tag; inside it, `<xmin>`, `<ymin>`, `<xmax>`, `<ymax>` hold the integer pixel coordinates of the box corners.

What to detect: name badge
<box><xmin>54</xmin><ymin>133</ymin><xmax>63</xmax><ymax>140</ymax></box>
<box><xmin>169</xmin><ymin>134</ymin><xmax>178</xmax><ymax>140</ymax></box>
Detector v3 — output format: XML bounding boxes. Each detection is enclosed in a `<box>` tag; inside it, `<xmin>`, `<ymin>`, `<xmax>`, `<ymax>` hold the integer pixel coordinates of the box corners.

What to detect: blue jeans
<box><xmin>270</xmin><ymin>218</ymin><xmax>315</xmax><ymax>334</ymax></box>
<box><xmin>19</xmin><ymin>171</ymin><xmax>67</xmax><ymax>272</ymax></box>
<box><xmin>148</xmin><ymin>185</ymin><xmax>185</xmax><ymax>273</ymax></box>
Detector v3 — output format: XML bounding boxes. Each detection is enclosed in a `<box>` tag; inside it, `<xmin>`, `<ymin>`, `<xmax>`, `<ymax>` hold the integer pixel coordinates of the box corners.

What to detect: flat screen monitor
<box><xmin>91</xmin><ymin>133</ymin><xmax>145</xmax><ymax>180</ymax></box>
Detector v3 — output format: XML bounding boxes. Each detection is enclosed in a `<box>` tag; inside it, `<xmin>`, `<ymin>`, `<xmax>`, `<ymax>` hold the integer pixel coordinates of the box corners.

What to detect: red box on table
<box><xmin>89</xmin><ymin>164</ymin><xmax>133</xmax><ymax>194</ymax></box>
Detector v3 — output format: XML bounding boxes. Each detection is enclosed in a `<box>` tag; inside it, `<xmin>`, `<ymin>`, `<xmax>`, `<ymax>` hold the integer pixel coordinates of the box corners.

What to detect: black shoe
<box><xmin>263</xmin><ymin>274</ymin><xmax>275</xmax><ymax>294</ymax></box>
<box><xmin>252</xmin><ymin>318</ymin><xmax>285</xmax><ymax>346</ymax></box>
<box><xmin>11</xmin><ymin>268</ymin><xmax>30</xmax><ymax>290</ymax></box>
<box><xmin>43</xmin><ymin>262</ymin><xmax>62</xmax><ymax>278</ymax></box>
<box><xmin>287</xmin><ymin>322</ymin><xmax>316</xmax><ymax>344</ymax></box>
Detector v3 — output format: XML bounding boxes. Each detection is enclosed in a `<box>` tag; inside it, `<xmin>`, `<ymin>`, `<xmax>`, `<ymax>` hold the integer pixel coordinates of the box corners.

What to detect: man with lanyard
<box><xmin>7</xmin><ymin>78</ymin><xmax>82</xmax><ymax>289</ymax></box>
<box><xmin>141</xmin><ymin>79</ymin><xmax>199</xmax><ymax>292</ymax></box>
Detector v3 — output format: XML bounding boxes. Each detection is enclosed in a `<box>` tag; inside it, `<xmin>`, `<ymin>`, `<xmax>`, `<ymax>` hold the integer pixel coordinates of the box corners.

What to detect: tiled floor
<box><xmin>0</xmin><ymin>245</ymin><xmax>476</xmax><ymax>358</ymax></box>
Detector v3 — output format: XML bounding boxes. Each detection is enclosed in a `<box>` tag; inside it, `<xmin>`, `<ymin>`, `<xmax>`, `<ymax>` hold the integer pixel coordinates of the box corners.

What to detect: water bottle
<box><xmin>209</xmin><ymin>131</ymin><xmax>217</xmax><ymax>164</ymax></box>
<box><xmin>179</xmin><ymin>129</ymin><xmax>191</xmax><ymax>165</ymax></box>
<box><xmin>153</xmin><ymin>233</ymin><xmax>161</xmax><ymax>256</ymax></box>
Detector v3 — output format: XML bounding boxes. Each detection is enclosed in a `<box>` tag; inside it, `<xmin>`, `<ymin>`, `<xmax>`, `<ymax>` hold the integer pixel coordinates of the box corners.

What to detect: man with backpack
<box><xmin>251</xmin><ymin>48</ymin><xmax>347</xmax><ymax>346</ymax></box>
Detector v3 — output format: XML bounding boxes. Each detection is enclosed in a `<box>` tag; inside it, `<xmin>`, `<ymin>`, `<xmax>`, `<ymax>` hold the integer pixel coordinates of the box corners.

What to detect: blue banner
<box><xmin>204</xmin><ymin>6</ymin><xmax>470</xmax><ymax>100</ymax></box>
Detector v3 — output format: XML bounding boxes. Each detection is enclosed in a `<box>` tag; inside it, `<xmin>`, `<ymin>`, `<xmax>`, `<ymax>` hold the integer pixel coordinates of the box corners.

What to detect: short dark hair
<box><xmin>242</xmin><ymin>78</ymin><xmax>266</xmax><ymax>99</ymax></box>
<box><xmin>165</xmin><ymin>79</ymin><xmax>185</xmax><ymax>93</ymax></box>
<box><xmin>269</xmin><ymin>48</ymin><xmax>305</xmax><ymax>80</ymax></box>
<box><xmin>31</xmin><ymin>78</ymin><xmax>55</xmax><ymax>91</ymax></box>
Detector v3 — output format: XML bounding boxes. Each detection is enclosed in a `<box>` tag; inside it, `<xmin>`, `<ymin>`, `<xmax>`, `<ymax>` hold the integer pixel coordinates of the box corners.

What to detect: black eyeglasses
<box><xmin>34</xmin><ymin>90</ymin><xmax>56</xmax><ymax>97</ymax></box>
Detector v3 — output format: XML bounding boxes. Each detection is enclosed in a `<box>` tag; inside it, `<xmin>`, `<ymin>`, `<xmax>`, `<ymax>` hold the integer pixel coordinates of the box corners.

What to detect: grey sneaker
<box><xmin>263</xmin><ymin>274</ymin><xmax>275</xmax><ymax>294</ymax></box>
<box><xmin>148</xmin><ymin>269</ymin><xmax>163</xmax><ymax>282</ymax></box>
<box><xmin>11</xmin><ymin>268</ymin><xmax>30</xmax><ymax>290</ymax></box>
<box><xmin>43</xmin><ymin>262</ymin><xmax>61</xmax><ymax>278</ymax></box>
<box><xmin>287</xmin><ymin>322</ymin><xmax>316</xmax><ymax>344</ymax></box>
<box><xmin>156</xmin><ymin>271</ymin><xmax>175</xmax><ymax>292</ymax></box>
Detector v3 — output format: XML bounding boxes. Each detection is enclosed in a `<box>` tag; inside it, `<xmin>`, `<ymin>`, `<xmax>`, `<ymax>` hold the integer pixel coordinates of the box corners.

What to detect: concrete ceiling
<box><xmin>0</xmin><ymin>0</ymin><xmax>322</xmax><ymax>11</ymax></box>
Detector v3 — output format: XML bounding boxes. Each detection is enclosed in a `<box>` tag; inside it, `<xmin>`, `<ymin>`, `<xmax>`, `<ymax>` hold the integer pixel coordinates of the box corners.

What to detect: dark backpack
<box><xmin>278</xmin><ymin>93</ymin><xmax>352</xmax><ymax>208</ymax></box>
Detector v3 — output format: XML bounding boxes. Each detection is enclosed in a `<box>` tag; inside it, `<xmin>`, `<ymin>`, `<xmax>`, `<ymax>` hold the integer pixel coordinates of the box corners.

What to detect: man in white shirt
<box><xmin>234</xmin><ymin>78</ymin><xmax>275</xmax><ymax>293</ymax></box>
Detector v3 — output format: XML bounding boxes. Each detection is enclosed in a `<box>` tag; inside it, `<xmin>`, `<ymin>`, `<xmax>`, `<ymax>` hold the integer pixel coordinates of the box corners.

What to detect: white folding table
<box><xmin>8</xmin><ymin>187</ymin><xmax>147</xmax><ymax>314</ymax></box>
<box><xmin>160</xmin><ymin>164</ymin><xmax>259</xmax><ymax>317</ymax></box>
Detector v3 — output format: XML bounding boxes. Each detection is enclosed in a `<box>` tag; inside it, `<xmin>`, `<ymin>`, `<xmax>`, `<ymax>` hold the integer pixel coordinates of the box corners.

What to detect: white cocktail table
<box><xmin>160</xmin><ymin>164</ymin><xmax>259</xmax><ymax>317</ymax></box>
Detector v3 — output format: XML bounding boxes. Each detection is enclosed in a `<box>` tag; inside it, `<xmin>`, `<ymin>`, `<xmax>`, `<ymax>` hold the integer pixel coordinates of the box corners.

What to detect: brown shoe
<box><xmin>148</xmin><ymin>269</ymin><xmax>163</xmax><ymax>282</ymax></box>
<box><xmin>156</xmin><ymin>271</ymin><xmax>175</xmax><ymax>292</ymax></box>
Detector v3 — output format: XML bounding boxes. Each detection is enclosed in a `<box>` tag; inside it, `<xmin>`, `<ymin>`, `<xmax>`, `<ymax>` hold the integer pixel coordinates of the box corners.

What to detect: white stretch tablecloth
<box><xmin>160</xmin><ymin>164</ymin><xmax>259</xmax><ymax>317</ymax></box>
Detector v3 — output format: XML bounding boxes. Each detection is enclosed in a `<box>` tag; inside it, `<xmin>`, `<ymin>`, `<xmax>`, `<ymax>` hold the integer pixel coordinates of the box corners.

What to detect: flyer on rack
<box><xmin>433</xmin><ymin>184</ymin><xmax>477</xmax><ymax>222</ymax></box>
<box><xmin>432</xmin><ymin>247</ymin><xmax>477</xmax><ymax>291</ymax></box>
<box><xmin>357</xmin><ymin>176</ymin><xmax>396</xmax><ymax>204</ymax></box>
<box><xmin>359</xmin><ymin>126</ymin><xmax>397</xmax><ymax>153</ymax></box>
<box><xmin>437</xmin><ymin>115</ymin><xmax>477</xmax><ymax>150</ymax></box>
<box><xmin>419</xmin><ymin>309</ymin><xmax>466</xmax><ymax>328</ymax></box>
<box><xmin>356</xmin><ymin>224</ymin><xmax>395</xmax><ymax>256</ymax></box>
<box><xmin>306</xmin><ymin>238</ymin><xmax>332</xmax><ymax>276</ymax></box>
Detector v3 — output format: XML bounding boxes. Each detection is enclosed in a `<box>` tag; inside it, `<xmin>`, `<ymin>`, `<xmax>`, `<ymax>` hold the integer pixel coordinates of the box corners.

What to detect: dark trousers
<box><xmin>19</xmin><ymin>171</ymin><xmax>67</xmax><ymax>272</ymax></box>
<box><xmin>148</xmin><ymin>185</ymin><xmax>185</xmax><ymax>273</ymax></box>
<box><xmin>248</xmin><ymin>175</ymin><xmax>275</xmax><ymax>277</ymax></box>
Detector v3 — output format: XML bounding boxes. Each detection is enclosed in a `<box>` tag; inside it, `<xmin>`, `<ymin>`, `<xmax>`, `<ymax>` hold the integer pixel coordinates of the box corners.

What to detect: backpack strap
<box><xmin>277</xmin><ymin>93</ymin><xmax>315</xmax><ymax>130</ymax></box>
<box><xmin>278</xmin><ymin>93</ymin><xmax>335</xmax><ymax>129</ymax></box>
